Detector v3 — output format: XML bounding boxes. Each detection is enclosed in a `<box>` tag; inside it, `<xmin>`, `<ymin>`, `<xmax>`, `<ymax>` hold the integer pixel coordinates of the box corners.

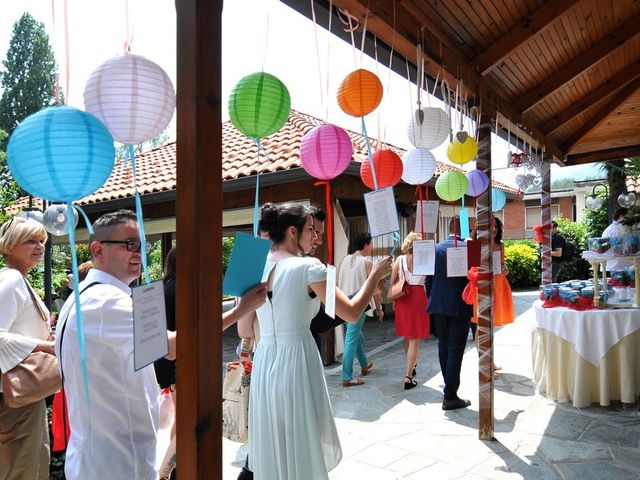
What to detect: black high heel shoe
<box><xmin>404</xmin><ymin>376</ymin><xmax>417</xmax><ymax>390</ymax></box>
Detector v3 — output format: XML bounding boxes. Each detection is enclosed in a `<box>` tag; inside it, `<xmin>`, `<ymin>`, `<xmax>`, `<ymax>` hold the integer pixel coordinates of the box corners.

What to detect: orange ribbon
<box><xmin>462</xmin><ymin>266</ymin><xmax>492</xmax><ymax>305</ymax></box>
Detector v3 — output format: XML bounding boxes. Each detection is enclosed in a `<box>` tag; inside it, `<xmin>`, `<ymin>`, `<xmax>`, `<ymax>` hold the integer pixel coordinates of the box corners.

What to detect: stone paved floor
<box><xmin>222</xmin><ymin>291</ymin><xmax>640</xmax><ymax>479</ymax></box>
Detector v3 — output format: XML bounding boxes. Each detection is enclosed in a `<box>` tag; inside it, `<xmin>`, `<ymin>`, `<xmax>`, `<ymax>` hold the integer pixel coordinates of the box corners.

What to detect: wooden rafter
<box><xmin>472</xmin><ymin>0</ymin><xmax>581</xmax><ymax>76</ymax></box>
<box><xmin>542</xmin><ymin>62</ymin><xmax>640</xmax><ymax>135</ymax></box>
<box><xmin>399</xmin><ymin>0</ymin><xmax>458</xmax><ymax>50</ymax></box>
<box><xmin>323</xmin><ymin>0</ymin><xmax>565</xmax><ymax>162</ymax></box>
<box><xmin>514</xmin><ymin>17</ymin><xmax>640</xmax><ymax>113</ymax></box>
<box><xmin>561</xmin><ymin>76</ymin><xmax>640</xmax><ymax>151</ymax></box>
<box><xmin>565</xmin><ymin>144</ymin><xmax>640</xmax><ymax>165</ymax></box>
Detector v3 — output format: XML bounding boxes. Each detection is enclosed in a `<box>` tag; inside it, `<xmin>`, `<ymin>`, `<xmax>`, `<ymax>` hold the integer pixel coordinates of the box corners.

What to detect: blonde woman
<box><xmin>389</xmin><ymin>232</ymin><xmax>430</xmax><ymax>390</ymax></box>
<box><xmin>0</xmin><ymin>217</ymin><xmax>53</xmax><ymax>480</ymax></box>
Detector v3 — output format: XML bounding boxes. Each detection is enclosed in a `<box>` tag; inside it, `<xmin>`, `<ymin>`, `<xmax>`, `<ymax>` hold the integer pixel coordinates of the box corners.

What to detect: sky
<box><xmin>0</xmin><ymin>0</ymin><xmax>597</xmax><ymax>189</ymax></box>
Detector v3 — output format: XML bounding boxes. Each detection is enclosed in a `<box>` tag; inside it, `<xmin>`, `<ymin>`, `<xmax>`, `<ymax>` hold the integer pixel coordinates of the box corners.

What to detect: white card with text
<box><xmin>412</xmin><ymin>240</ymin><xmax>436</xmax><ymax>275</ymax></box>
<box><xmin>446</xmin><ymin>247</ymin><xmax>469</xmax><ymax>277</ymax></box>
<box><xmin>364</xmin><ymin>187</ymin><xmax>400</xmax><ymax>237</ymax></box>
<box><xmin>132</xmin><ymin>280</ymin><xmax>169</xmax><ymax>371</ymax></box>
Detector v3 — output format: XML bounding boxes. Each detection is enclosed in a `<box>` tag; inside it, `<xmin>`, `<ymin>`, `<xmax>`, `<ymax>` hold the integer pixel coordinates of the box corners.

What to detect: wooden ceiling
<box><xmin>281</xmin><ymin>0</ymin><xmax>640</xmax><ymax>166</ymax></box>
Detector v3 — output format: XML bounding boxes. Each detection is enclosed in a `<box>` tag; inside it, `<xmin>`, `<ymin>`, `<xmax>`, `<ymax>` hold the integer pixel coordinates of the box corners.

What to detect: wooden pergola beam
<box><xmin>399</xmin><ymin>0</ymin><xmax>460</xmax><ymax>50</ymax></box>
<box><xmin>565</xmin><ymin>144</ymin><xmax>640</xmax><ymax>165</ymax></box>
<box><xmin>561</xmin><ymin>76</ymin><xmax>640</xmax><ymax>152</ymax></box>
<box><xmin>472</xmin><ymin>0</ymin><xmax>581</xmax><ymax>76</ymax></box>
<box><xmin>176</xmin><ymin>0</ymin><xmax>223</xmax><ymax>478</ymax></box>
<box><xmin>320</xmin><ymin>0</ymin><xmax>565</xmax><ymax>163</ymax></box>
<box><xmin>514</xmin><ymin>18</ymin><xmax>640</xmax><ymax>113</ymax></box>
<box><xmin>542</xmin><ymin>63</ymin><xmax>640</xmax><ymax>135</ymax></box>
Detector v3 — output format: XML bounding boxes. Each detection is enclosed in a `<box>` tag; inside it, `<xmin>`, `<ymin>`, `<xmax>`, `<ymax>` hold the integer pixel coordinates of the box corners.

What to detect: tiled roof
<box><xmin>9</xmin><ymin>109</ymin><xmax>517</xmax><ymax>211</ymax></box>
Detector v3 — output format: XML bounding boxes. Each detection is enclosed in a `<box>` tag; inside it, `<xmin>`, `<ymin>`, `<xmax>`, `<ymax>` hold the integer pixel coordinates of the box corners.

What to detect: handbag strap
<box><xmin>23</xmin><ymin>277</ymin><xmax>49</xmax><ymax>325</ymax></box>
<box><xmin>58</xmin><ymin>282</ymin><xmax>102</xmax><ymax>384</ymax></box>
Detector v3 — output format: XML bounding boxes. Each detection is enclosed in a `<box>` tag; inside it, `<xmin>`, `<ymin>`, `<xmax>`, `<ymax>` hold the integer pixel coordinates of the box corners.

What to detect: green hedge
<box><xmin>505</xmin><ymin>242</ymin><xmax>541</xmax><ymax>288</ymax></box>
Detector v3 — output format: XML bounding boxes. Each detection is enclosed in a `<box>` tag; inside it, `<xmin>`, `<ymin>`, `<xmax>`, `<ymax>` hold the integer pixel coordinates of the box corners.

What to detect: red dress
<box><xmin>393</xmin><ymin>255</ymin><xmax>430</xmax><ymax>339</ymax></box>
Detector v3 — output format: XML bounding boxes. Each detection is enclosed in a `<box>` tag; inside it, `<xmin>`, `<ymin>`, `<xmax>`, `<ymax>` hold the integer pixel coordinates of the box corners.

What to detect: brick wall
<box><xmin>503</xmin><ymin>198</ymin><xmax>526</xmax><ymax>239</ymax></box>
<box><xmin>558</xmin><ymin>196</ymin><xmax>574</xmax><ymax>220</ymax></box>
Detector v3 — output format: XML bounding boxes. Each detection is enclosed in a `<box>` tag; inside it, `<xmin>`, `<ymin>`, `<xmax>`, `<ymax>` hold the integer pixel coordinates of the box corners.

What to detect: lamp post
<box><xmin>585</xmin><ymin>183</ymin><xmax>609</xmax><ymax>221</ymax></box>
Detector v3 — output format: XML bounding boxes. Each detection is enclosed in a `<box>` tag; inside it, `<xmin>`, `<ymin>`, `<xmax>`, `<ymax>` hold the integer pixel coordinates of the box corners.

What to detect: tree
<box><xmin>0</xmin><ymin>13</ymin><xmax>59</xmax><ymax>202</ymax></box>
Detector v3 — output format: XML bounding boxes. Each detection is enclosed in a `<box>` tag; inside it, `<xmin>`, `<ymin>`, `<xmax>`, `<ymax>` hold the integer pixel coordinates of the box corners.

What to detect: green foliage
<box><xmin>553</xmin><ymin>217</ymin><xmax>592</xmax><ymax>282</ymax></box>
<box><xmin>583</xmin><ymin>196</ymin><xmax>608</xmax><ymax>239</ymax></box>
<box><xmin>504</xmin><ymin>238</ymin><xmax>538</xmax><ymax>250</ymax></box>
<box><xmin>0</xmin><ymin>13</ymin><xmax>59</xmax><ymax>203</ymax></box>
<box><xmin>147</xmin><ymin>240</ymin><xmax>163</xmax><ymax>281</ymax></box>
<box><xmin>222</xmin><ymin>236</ymin><xmax>235</xmax><ymax>274</ymax></box>
<box><xmin>505</xmin><ymin>242</ymin><xmax>541</xmax><ymax>288</ymax></box>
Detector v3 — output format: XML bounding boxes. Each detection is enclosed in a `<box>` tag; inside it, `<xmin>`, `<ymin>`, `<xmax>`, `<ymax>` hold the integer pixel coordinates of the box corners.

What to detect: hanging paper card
<box><xmin>459</xmin><ymin>208</ymin><xmax>470</xmax><ymax>239</ymax></box>
<box><xmin>415</xmin><ymin>200</ymin><xmax>439</xmax><ymax>234</ymax></box>
<box><xmin>492</xmin><ymin>251</ymin><xmax>502</xmax><ymax>274</ymax></box>
<box><xmin>412</xmin><ymin>240</ymin><xmax>435</xmax><ymax>275</ymax></box>
<box><xmin>446</xmin><ymin>247</ymin><xmax>468</xmax><ymax>277</ymax></box>
<box><xmin>223</xmin><ymin>232</ymin><xmax>271</xmax><ymax>296</ymax></box>
<box><xmin>325</xmin><ymin>265</ymin><xmax>336</xmax><ymax>319</ymax></box>
<box><xmin>466</xmin><ymin>240</ymin><xmax>481</xmax><ymax>267</ymax></box>
<box><xmin>364</xmin><ymin>187</ymin><xmax>400</xmax><ymax>237</ymax></box>
<box><xmin>132</xmin><ymin>280</ymin><xmax>169</xmax><ymax>371</ymax></box>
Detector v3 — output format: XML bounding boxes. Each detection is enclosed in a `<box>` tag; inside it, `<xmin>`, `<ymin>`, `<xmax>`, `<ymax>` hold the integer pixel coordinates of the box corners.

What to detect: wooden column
<box><xmin>476</xmin><ymin>115</ymin><xmax>494</xmax><ymax>440</ymax></box>
<box><xmin>176</xmin><ymin>1</ymin><xmax>223</xmax><ymax>478</ymax></box>
<box><xmin>541</xmin><ymin>156</ymin><xmax>552</xmax><ymax>284</ymax></box>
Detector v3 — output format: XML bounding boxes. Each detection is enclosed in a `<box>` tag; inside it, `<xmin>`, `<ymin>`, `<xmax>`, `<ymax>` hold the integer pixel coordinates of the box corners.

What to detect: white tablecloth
<box><xmin>532</xmin><ymin>300</ymin><xmax>640</xmax><ymax>366</ymax></box>
<box><xmin>531</xmin><ymin>300</ymin><xmax>640</xmax><ymax>407</ymax></box>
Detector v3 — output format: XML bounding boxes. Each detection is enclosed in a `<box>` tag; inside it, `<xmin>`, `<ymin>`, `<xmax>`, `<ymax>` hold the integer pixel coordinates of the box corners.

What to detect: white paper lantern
<box><xmin>84</xmin><ymin>54</ymin><xmax>175</xmax><ymax>144</ymax></box>
<box><xmin>406</xmin><ymin>107</ymin><xmax>450</xmax><ymax>150</ymax></box>
<box><xmin>401</xmin><ymin>148</ymin><xmax>436</xmax><ymax>185</ymax></box>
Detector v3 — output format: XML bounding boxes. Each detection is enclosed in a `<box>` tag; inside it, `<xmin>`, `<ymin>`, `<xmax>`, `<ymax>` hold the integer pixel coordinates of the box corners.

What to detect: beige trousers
<box><xmin>0</xmin><ymin>394</ymin><xmax>50</xmax><ymax>480</ymax></box>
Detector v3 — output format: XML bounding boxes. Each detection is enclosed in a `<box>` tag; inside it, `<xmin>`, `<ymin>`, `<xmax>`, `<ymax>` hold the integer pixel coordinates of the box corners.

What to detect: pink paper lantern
<box><xmin>300</xmin><ymin>124</ymin><xmax>353</xmax><ymax>180</ymax></box>
<box><xmin>466</xmin><ymin>169</ymin><xmax>490</xmax><ymax>197</ymax></box>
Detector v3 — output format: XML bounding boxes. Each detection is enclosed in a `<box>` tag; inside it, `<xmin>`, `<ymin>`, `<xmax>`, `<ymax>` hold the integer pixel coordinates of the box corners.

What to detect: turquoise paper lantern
<box><xmin>228</xmin><ymin>72</ymin><xmax>291</xmax><ymax>139</ymax></box>
<box><xmin>492</xmin><ymin>188</ymin><xmax>507</xmax><ymax>212</ymax></box>
<box><xmin>7</xmin><ymin>106</ymin><xmax>115</xmax><ymax>202</ymax></box>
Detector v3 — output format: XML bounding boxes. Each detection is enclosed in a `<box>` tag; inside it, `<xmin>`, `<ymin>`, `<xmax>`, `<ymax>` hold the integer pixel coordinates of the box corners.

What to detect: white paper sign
<box><xmin>492</xmin><ymin>251</ymin><xmax>502</xmax><ymax>274</ymax></box>
<box><xmin>446</xmin><ymin>247</ymin><xmax>469</xmax><ymax>277</ymax></box>
<box><xmin>132</xmin><ymin>280</ymin><xmax>169</xmax><ymax>371</ymax></box>
<box><xmin>412</xmin><ymin>240</ymin><xmax>435</xmax><ymax>275</ymax></box>
<box><xmin>415</xmin><ymin>200</ymin><xmax>440</xmax><ymax>234</ymax></box>
<box><xmin>364</xmin><ymin>187</ymin><xmax>400</xmax><ymax>237</ymax></box>
<box><xmin>325</xmin><ymin>265</ymin><xmax>336</xmax><ymax>319</ymax></box>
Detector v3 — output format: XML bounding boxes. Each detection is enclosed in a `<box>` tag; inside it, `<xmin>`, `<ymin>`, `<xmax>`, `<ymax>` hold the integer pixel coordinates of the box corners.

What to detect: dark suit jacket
<box><xmin>426</xmin><ymin>235</ymin><xmax>473</xmax><ymax>318</ymax></box>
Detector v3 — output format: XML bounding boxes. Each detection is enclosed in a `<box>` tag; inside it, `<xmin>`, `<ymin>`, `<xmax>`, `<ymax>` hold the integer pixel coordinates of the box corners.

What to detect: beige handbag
<box><xmin>221</xmin><ymin>359</ymin><xmax>251</xmax><ymax>443</ymax></box>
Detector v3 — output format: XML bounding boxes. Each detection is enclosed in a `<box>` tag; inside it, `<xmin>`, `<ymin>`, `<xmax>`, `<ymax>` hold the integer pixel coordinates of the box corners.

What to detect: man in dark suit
<box><xmin>427</xmin><ymin>216</ymin><xmax>473</xmax><ymax>410</ymax></box>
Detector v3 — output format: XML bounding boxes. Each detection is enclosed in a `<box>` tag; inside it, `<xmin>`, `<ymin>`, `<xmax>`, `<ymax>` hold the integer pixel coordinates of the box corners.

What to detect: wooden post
<box><xmin>476</xmin><ymin>115</ymin><xmax>494</xmax><ymax>440</ymax></box>
<box><xmin>541</xmin><ymin>154</ymin><xmax>552</xmax><ymax>284</ymax></box>
<box><xmin>176</xmin><ymin>1</ymin><xmax>223</xmax><ymax>478</ymax></box>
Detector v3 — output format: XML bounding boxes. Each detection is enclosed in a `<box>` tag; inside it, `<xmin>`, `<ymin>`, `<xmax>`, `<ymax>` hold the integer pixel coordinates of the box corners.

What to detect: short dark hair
<box><xmin>89</xmin><ymin>209</ymin><xmax>137</xmax><ymax>244</ymax></box>
<box><xmin>493</xmin><ymin>216</ymin><xmax>503</xmax><ymax>243</ymax></box>
<box><xmin>309</xmin><ymin>206</ymin><xmax>326</xmax><ymax>223</ymax></box>
<box><xmin>164</xmin><ymin>245</ymin><xmax>176</xmax><ymax>281</ymax></box>
<box><xmin>551</xmin><ymin>221</ymin><xmax>558</xmax><ymax>228</ymax></box>
<box><xmin>353</xmin><ymin>232</ymin><xmax>372</xmax><ymax>252</ymax></box>
<box><xmin>613</xmin><ymin>208</ymin><xmax>628</xmax><ymax>221</ymax></box>
<box><xmin>448</xmin><ymin>216</ymin><xmax>461</xmax><ymax>234</ymax></box>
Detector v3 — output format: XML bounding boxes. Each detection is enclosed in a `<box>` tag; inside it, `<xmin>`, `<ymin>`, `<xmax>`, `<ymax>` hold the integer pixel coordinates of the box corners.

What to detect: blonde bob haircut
<box><xmin>400</xmin><ymin>231</ymin><xmax>422</xmax><ymax>254</ymax></box>
<box><xmin>0</xmin><ymin>217</ymin><xmax>48</xmax><ymax>255</ymax></box>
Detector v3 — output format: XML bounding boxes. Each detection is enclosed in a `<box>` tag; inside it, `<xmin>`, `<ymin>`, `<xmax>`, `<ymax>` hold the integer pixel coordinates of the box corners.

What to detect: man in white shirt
<box><xmin>55</xmin><ymin>210</ymin><xmax>176</xmax><ymax>480</ymax></box>
<box><xmin>602</xmin><ymin>208</ymin><xmax>631</xmax><ymax>272</ymax></box>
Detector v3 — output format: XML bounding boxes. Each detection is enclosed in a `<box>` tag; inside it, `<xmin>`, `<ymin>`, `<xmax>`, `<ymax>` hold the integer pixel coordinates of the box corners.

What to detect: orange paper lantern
<box><xmin>337</xmin><ymin>69</ymin><xmax>383</xmax><ymax>117</ymax></box>
<box><xmin>360</xmin><ymin>149</ymin><xmax>403</xmax><ymax>189</ymax></box>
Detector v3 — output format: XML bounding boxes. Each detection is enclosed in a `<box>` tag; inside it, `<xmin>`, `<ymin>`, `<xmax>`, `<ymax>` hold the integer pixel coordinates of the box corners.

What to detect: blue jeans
<box><xmin>433</xmin><ymin>314</ymin><xmax>470</xmax><ymax>401</ymax></box>
<box><xmin>342</xmin><ymin>313</ymin><xmax>368</xmax><ymax>381</ymax></box>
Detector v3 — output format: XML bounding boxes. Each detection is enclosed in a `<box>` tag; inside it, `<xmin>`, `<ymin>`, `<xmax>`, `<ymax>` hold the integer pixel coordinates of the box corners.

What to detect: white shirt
<box><xmin>602</xmin><ymin>221</ymin><xmax>632</xmax><ymax>271</ymax></box>
<box><xmin>0</xmin><ymin>268</ymin><xmax>50</xmax><ymax>382</ymax></box>
<box><xmin>338</xmin><ymin>254</ymin><xmax>375</xmax><ymax>315</ymax></box>
<box><xmin>55</xmin><ymin>269</ymin><xmax>159</xmax><ymax>480</ymax></box>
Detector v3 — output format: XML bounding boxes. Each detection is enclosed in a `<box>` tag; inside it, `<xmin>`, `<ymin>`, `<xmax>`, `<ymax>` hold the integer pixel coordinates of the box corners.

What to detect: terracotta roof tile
<box><xmin>8</xmin><ymin>109</ymin><xmax>516</xmax><ymax>211</ymax></box>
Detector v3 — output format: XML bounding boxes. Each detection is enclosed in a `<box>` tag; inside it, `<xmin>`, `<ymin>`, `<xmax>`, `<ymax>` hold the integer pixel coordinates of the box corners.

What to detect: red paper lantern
<box><xmin>360</xmin><ymin>149</ymin><xmax>403</xmax><ymax>189</ymax></box>
<box><xmin>337</xmin><ymin>69</ymin><xmax>383</xmax><ymax>118</ymax></box>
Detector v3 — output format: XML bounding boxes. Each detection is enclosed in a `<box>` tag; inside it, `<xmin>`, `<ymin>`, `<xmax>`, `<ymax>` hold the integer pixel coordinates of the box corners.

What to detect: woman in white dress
<box><xmin>238</xmin><ymin>203</ymin><xmax>391</xmax><ymax>480</ymax></box>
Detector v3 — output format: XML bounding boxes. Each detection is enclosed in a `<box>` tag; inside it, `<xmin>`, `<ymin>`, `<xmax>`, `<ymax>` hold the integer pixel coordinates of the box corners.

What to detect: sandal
<box><xmin>404</xmin><ymin>376</ymin><xmax>417</xmax><ymax>390</ymax></box>
<box><xmin>361</xmin><ymin>361</ymin><xmax>373</xmax><ymax>376</ymax></box>
<box><xmin>342</xmin><ymin>378</ymin><xmax>365</xmax><ymax>387</ymax></box>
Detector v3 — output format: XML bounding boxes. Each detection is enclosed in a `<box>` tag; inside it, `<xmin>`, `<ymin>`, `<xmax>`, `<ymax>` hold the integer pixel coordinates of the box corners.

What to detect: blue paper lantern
<box><xmin>7</xmin><ymin>106</ymin><xmax>115</xmax><ymax>202</ymax></box>
<box><xmin>492</xmin><ymin>188</ymin><xmax>506</xmax><ymax>212</ymax></box>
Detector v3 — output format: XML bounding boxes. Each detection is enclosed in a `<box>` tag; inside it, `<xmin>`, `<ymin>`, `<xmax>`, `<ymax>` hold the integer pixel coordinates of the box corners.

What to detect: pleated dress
<box><xmin>248</xmin><ymin>256</ymin><xmax>342</xmax><ymax>480</ymax></box>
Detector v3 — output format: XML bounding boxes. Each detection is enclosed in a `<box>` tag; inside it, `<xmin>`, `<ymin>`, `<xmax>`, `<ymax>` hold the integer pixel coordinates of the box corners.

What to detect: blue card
<box><xmin>459</xmin><ymin>208</ymin><xmax>470</xmax><ymax>239</ymax></box>
<box><xmin>222</xmin><ymin>232</ymin><xmax>271</xmax><ymax>296</ymax></box>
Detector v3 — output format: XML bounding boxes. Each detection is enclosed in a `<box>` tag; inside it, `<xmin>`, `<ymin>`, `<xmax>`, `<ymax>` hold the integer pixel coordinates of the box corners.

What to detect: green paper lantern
<box><xmin>228</xmin><ymin>72</ymin><xmax>291</xmax><ymax>138</ymax></box>
<box><xmin>435</xmin><ymin>170</ymin><xmax>468</xmax><ymax>202</ymax></box>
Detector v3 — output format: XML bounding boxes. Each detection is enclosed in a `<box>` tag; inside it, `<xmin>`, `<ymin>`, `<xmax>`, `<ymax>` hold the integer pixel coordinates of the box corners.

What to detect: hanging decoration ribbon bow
<box><xmin>462</xmin><ymin>267</ymin><xmax>492</xmax><ymax>305</ymax></box>
<box><xmin>532</xmin><ymin>223</ymin><xmax>552</xmax><ymax>244</ymax></box>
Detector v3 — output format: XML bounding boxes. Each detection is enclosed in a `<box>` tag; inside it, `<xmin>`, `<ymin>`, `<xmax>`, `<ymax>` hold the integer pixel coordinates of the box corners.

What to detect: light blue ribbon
<box><xmin>253</xmin><ymin>139</ymin><xmax>261</xmax><ymax>238</ymax></box>
<box><xmin>126</xmin><ymin>144</ymin><xmax>151</xmax><ymax>284</ymax></box>
<box><xmin>66</xmin><ymin>202</ymin><xmax>92</xmax><ymax>404</ymax></box>
<box><xmin>360</xmin><ymin>118</ymin><xmax>379</xmax><ymax>191</ymax></box>
<box><xmin>390</xmin><ymin>231</ymin><xmax>401</xmax><ymax>257</ymax></box>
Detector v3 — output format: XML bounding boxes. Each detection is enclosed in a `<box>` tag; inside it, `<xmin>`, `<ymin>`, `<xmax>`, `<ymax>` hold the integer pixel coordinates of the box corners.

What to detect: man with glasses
<box><xmin>55</xmin><ymin>209</ymin><xmax>176</xmax><ymax>480</ymax></box>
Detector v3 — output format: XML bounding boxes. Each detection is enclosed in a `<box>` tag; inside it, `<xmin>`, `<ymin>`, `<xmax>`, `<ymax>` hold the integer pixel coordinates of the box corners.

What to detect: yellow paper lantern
<box><xmin>447</xmin><ymin>132</ymin><xmax>478</xmax><ymax>165</ymax></box>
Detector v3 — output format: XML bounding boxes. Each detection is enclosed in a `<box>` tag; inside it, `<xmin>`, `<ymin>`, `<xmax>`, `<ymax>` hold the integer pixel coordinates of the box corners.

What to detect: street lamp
<box><xmin>585</xmin><ymin>183</ymin><xmax>609</xmax><ymax>218</ymax></box>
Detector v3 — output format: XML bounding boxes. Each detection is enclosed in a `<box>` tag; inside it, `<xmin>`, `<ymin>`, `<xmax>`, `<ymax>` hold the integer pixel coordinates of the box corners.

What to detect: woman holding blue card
<box><xmin>238</xmin><ymin>202</ymin><xmax>391</xmax><ymax>480</ymax></box>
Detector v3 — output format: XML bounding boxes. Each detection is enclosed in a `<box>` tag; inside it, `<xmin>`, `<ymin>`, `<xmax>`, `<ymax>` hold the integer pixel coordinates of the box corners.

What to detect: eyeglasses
<box><xmin>100</xmin><ymin>240</ymin><xmax>152</xmax><ymax>253</ymax></box>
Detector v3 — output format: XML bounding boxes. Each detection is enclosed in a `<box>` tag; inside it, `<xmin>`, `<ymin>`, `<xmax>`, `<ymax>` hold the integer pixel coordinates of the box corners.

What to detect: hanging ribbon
<box><xmin>126</xmin><ymin>144</ymin><xmax>150</xmax><ymax>284</ymax></box>
<box><xmin>533</xmin><ymin>223</ymin><xmax>552</xmax><ymax>244</ymax></box>
<box><xmin>66</xmin><ymin>202</ymin><xmax>93</xmax><ymax>404</ymax></box>
<box><xmin>361</xmin><ymin>117</ymin><xmax>379</xmax><ymax>191</ymax></box>
<box><xmin>452</xmin><ymin>203</ymin><xmax>458</xmax><ymax>248</ymax></box>
<box><xmin>462</xmin><ymin>267</ymin><xmax>492</xmax><ymax>305</ymax></box>
<box><xmin>390</xmin><ymin>231</ymin><xmax>401</xmax><ymax>257</ymax></box>
<box><xmin>416</xmin><ymin>185</ymin><xmax>425</xmax><ymax>238</ymax></box>
<box><xmin>313</xmin><ymin>181</ymin><xmax>333</xmax><ymax>265</ymax></box>
<box><xmin>252</xmin><ymin>139</ymin><xmax>262</xmax><ymax>238</ymax></box>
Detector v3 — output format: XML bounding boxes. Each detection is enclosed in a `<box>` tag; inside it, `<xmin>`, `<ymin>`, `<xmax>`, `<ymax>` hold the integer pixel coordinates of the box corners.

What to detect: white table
<box><xmin>531</xmin><ymin>300</ymin><xmax>640</xmax><ymax>407</ymax></box>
